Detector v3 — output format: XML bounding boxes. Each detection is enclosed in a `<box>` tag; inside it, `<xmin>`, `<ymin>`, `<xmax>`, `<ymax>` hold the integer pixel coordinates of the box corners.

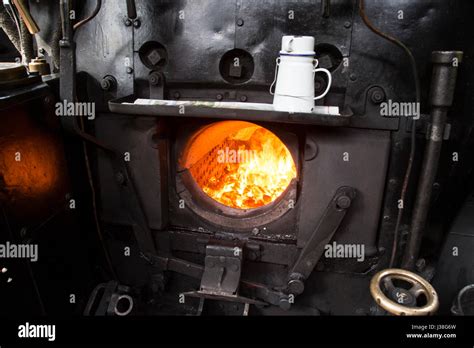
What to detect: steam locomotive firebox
<box><xmin>2</xmin><ymin>0</ymin><xmax>471</xmax><ymax>322</ymax></box>
<box><xmin>175</xmin><ymin>121</ymin><xmax>299</xmax><ymax>231</ymax></box>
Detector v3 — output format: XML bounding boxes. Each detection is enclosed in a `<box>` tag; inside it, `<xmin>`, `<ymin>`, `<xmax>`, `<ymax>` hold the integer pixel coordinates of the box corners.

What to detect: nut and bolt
<box><xmin>287</xmin><ymin>279</ymin><xmax>304</xmax><ymax>295</ymax></box>
<box><xmin>350</xmin><ymin>73</ymin><xmax>357</xmax><ymax>81</ymax></box>
<box><xmin>101</xmin><ymin>75</ymin><xmax>117</xmax><ymax>91</ymax></box>
<box><xmin>370</xmin><ymin>88</ymin><xmax>386</xmax><ymax>104</ymax></box>
<box><xmin>133</xmin><ymin>19</ymin><xmax>141</xmax><ymax>28</ymax></box>
<box><xmin>124</xmin><ymin>18</ymin><xmax>132</xmax><ymax>26</ymax></box>
<box><xmin>240</xmin><ymin>95</ymin><xmax>248</xmax><ymax>102</ymax></box>
<box><xmin>216</xmin><ymin>94</ymin><xmax>224</xmax><ymax>101</ymax></box>
<box><xmin>149</xmin><ymin>72</ymin><xmax>162</xmax><ymax>86</ymax></box>
<box><xmin>237</xmin><ymin>19</ymin><xmax>244</xmax><ymax>26</ymax></box>
<box><xmin>126</xmin><ymin>67</ymin><xmax>134</xmax><ymax>74</ymax></box>
<box><xmin>336</xmin><ymin>195</ymin><xmax>351</xmax><ymax>209</ymax></box>
<box><xmin>173</xmin><ymin>92</ymin><xmax>181</xmax><ymax>99</ymax></box>
<box><xmin>344</xmin><ymin>21</ymin><xmax>352</xmax><ymax>28</ymax></box>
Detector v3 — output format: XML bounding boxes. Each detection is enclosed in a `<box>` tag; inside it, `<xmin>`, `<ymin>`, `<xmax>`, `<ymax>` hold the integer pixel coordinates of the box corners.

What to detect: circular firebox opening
<box><xmin>180</xmin><ymin>121</ymin><xmax>297</xmax><ymax>211</ymax></box>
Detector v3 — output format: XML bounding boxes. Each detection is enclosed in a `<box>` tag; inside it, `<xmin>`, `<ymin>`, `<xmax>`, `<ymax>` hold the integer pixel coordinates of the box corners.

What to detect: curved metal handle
<box><xmin>313</xmin><ymin>63</ymin><xmax>332</xmax><ymax>100</ymax></box>
<box><xmin>269</xmin><ymin>57</ymin><xmax>281</xmax><ymax>96</ymax></box>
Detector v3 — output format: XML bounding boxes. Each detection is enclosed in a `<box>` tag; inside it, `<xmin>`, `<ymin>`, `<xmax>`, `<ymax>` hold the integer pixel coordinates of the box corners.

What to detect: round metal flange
<box><xmin>431</xmin><ymin>51</ymin><xmax>463</xmax><ymax>64</ymax></box>
<box><xmin>0</xmin><ymin>63</ymin><xmax>41</xmax><ymax>89</ymax></box>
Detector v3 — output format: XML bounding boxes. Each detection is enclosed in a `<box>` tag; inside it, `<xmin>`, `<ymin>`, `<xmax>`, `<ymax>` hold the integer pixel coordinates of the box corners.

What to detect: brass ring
<box><xmin>370</xmin><ymin>268</ymin><xmax>439</xmax><ymax>316</ymax></box>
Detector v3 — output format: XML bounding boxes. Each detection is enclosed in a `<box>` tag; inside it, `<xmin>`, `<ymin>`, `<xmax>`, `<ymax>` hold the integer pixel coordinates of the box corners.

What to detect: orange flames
<box><xmin>201</xmin><ymin>126</ymin><xmax>296</xmax><ymax>209</ymax></box>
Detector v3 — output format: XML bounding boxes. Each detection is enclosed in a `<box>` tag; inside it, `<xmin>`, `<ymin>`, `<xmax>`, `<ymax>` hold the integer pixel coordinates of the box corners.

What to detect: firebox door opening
<box><xmin>177</xmin><ymin>120</ymin><xmax>298</xmax><ymax>228</ymax></box>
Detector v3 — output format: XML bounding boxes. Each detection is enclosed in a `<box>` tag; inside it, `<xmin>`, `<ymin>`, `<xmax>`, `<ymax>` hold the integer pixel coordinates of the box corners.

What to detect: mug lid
<box><xmin>280</xmin><ymin>35</ymin><xmax>315</xmax><ymax>56</ymax></box>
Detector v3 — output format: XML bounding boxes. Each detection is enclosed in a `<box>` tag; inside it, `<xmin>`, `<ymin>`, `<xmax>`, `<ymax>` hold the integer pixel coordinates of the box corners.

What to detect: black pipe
<box><xmin>402</xmin><ymin>51</ymin><xmax>463</xmax><ymax>270</ymax></box>
<box><xmin>126</xmin><ymin>0</ymin><xmax>137</xmax><ymax>19</ymax></box>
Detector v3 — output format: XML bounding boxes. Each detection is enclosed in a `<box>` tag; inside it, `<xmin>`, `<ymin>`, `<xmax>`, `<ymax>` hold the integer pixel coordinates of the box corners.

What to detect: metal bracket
<box><xmin>182</xmin><ymin>243</ymin><xmax>267</xmax><ymax>306</ymax></box>
<box><xmin>287</xmin><ymin>186</ymin><xmax>356</xmax><ymax>295</ymax></box>
<box><xmin>200</xmin><ymin>244</ymin><xmax>242</xmax><ymax>296</ymax></box>
<box><xmin>156</xmin><ymin>243</ymin><xmax>290</xmax><ymax>309</ymax></box>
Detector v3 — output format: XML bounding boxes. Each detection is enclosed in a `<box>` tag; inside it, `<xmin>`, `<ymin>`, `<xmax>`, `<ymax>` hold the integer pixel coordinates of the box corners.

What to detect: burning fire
<box><xmin>200</xmin><ymin>126</ymin><xmax>296</xmax><ymax>209</ymax></box>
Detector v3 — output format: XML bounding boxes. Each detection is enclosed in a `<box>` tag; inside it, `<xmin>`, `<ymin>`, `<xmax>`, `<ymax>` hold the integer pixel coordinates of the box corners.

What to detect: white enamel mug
<box><xmin>271</xmin><ymin>36</ymin><xmax>332</xmax><ymax>113</ymax></box>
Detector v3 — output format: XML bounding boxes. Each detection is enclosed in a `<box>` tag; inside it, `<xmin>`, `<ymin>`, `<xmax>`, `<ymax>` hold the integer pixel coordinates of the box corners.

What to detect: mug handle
<box><xmin>269</xmin><ymin>57</ymin><xmax>281</xmax><ymax>96</ymax></box>
<box><xmin>283</xmin><ymin>37</ymin><xmax>294</xmax><ymax>52</ymax></box>
<box><xmin>313</xmin><ymin>63</ymin><xmax>332</xmax><ymax>100</ymax></box>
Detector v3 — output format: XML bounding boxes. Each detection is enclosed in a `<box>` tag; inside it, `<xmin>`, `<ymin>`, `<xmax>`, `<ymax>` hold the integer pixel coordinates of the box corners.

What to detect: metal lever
<box><xmin>12</xmin><ymin>0</ymin><xmax>39</xmax><ymax>34</ymax></box>
<box><xmin>151</xmin><ymin>253</ymin><xmax>292</xmax><ymax>309</ymax></box>
<box><xmin>287</xmin><ymin>186</ymin><xmax>356</xmax><ymax>295</ymax></box>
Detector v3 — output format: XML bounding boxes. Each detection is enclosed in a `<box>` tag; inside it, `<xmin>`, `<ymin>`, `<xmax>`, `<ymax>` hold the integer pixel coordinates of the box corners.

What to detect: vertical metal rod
<box><xmin>59</xmin><ymin>0</ymin><xmax>77</xmax><ymax>131</ymax></box>
<box><xmin>402</xmin><ymin>51</ymin><xmax>463</xmax><ymax>270</ymax></box>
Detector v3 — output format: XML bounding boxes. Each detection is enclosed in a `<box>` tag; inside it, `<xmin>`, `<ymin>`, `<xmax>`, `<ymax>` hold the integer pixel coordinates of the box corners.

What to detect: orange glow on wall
<box><xmin>0</xmin><ymin>108</ymin><xmax>63</xmax><ymax>199</ymax></box>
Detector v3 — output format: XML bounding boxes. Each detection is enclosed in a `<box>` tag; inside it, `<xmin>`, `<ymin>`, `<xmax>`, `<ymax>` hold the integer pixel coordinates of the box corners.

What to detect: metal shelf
<box><xmin>109</xmin><ymin>95</ymin><xmax>352</xmax><ymax>127</ymax></box>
